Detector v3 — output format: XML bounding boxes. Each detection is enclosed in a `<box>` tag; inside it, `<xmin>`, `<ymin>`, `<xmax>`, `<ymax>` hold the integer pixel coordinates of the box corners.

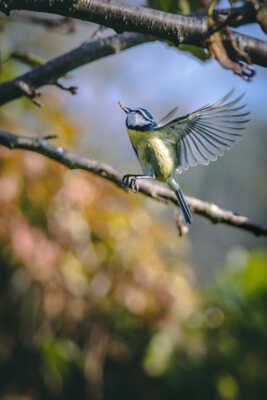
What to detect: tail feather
<box><xmin>167</xmin><ymin>177</ymin><xmax>192</xmax><ymax>224</ymax></box>
<box><xmin>176</xmin><ymin>187</ymin><xmax>192</xmax><ymax>224</ymax></box>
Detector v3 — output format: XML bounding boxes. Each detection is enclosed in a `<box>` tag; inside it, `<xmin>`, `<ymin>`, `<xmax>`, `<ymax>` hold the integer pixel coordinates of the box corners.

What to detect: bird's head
<box><xmin>119</xmin><ymin>101</ymin><xmax>156</xmax><ymax>131</ymax></box>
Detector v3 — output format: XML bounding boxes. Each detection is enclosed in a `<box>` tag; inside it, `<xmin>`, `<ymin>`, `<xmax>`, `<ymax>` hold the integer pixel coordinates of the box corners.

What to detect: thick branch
<box><xmin>0</xmin><ymin>0</ymin><xmax>267</xmax><ymax>68</ymax></box>
<box><xmin>0</xmin><ymin>32</ymin><xmax>154</xmax><ymax>106</ymax></box>
<box><xmin>0</xmin><ymin>128</ymin><xmax>266</xmax><ymax>237</ymax></box>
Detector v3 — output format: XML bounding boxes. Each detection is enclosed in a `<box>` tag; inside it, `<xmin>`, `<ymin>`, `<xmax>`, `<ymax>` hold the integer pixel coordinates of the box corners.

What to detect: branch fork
<box><xmin>15</xmin><ymin>81</ymin><xmax>42</xmax><ymax>106</ymax></box>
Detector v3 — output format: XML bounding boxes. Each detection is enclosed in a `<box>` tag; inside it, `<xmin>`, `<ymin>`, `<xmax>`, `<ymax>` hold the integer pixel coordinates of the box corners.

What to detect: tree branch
<box><xmin>0</xmin><ymin>128</ymin><xmax>266</xmax><ymax>237</ymax></box>
<box><xmin>0</xmin><ymin>0</ymin><xmax>266</xmax><ymax>68</ymax></box>
<box><xmin>0</xmin><ymin>32</ymin><xmax>153</xmax><ymax>106</ymax></box>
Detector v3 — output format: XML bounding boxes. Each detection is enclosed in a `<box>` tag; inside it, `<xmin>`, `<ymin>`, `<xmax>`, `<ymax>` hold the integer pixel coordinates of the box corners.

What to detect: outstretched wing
<box><xmin>159</xmin><ymin>90</ymin><xmax>250</xmax><ymax>171</ymax></box>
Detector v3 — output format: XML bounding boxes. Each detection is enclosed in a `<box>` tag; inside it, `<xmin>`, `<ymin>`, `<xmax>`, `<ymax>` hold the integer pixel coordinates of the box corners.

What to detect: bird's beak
<box><xmin>118</xmin><ymin>101</ymin><xmax>130</xmax><ymax>113</ymax></box>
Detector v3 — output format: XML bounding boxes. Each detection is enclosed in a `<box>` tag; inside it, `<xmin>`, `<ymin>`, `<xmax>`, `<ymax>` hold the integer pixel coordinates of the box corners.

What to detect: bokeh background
<box><xmin>0</xmin><ymin>0</ymin><xmax>267</xmax><ymax>399</ymax></box>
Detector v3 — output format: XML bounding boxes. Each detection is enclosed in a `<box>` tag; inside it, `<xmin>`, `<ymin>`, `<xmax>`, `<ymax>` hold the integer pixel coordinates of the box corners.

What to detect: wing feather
<box><xmin>181</xmin><ymin>140</ymin><xmax>188</xmax><ymax>168</ymax></box>
<box><xmin>187</xmin><ymin>133</ymin><xmax>209</xmax><ymax>165</ymax></box>
<box><xmin>191</xmin><ymin>133</ymin><xmax>214</xmax><ymax>165</ymax></box>
<box><xmin>177</xmin><ymin>139</ymin><xmax>188</xmax><ymax>169</ymax></box>
<box><xmin>158</xmin><ymin>106</ymin><xmax>179</xmax><ymax>127</ymax></box>
<box><xmin>159</xmin><ymin>91</ymin><xmax>250</xmax><ymax>171</ymax></box>
<box><xmin>184</xmin><ymin>135</ymin><xmax>199</xmax><ymax>166</ymax></box>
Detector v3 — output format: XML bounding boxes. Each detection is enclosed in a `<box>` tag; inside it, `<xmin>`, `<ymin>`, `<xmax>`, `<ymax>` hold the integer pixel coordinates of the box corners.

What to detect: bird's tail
<box><xmin>167</xmin><ymin>177</ymin><xmax>192</xmax><ymax>224</ymax></box>
<box><xmin>176</xmin><ymin>187</ymin><xmax>192</xmax><ymax>224</ymax></box>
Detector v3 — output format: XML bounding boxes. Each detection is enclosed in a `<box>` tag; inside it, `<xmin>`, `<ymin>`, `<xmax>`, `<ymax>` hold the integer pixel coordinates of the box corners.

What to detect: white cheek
<box><xmin>136</xmin><ymin>114</ymin><xmax>143</xmax><ymax>125</ymax></box>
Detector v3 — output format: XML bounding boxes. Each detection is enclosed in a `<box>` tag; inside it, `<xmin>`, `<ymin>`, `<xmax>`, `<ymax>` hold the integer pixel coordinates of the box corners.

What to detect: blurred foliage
<box><xmin>163</xmin><ymin>249</ymin><xmax>267</xmax><ymax>400</ymax></box>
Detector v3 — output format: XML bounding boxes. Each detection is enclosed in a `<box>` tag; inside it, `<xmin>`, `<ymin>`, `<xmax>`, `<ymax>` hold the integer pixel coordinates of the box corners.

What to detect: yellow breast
<box><xmin>127</xmin><ymin>129</ymin><xmax>175</xmax><ymax>181</ymax></box>
<box><xmin>127</xmin><ymin>128</ymin><xmax>146</xmax><ymax>148</ymax></box>
<box><xmin>147</xmin><ymin>137</ymin><xmax>175</xmax><ymax>180</ymax></box>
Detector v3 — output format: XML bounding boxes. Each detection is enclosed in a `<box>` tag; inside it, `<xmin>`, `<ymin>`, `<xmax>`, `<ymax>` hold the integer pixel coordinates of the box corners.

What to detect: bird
<box><xmin>119</xmin><ymin>90</ymin><xmax>250</xmax><ymax>224</ymax></box>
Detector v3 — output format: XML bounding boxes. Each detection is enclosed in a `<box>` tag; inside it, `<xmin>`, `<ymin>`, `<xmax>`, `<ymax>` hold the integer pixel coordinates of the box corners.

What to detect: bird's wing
<box><xmin>158</xmin><ymin>90</ymin><xmax>250</xmax><ymax>171</ymax></box>
<box><xmin>158</xmin><ymin>106</ymin><xmax>179</xmax><ymax>128</ymax></box>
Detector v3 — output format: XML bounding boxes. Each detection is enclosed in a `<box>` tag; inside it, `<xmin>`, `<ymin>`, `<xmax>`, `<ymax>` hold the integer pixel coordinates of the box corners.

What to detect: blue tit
<box><xmin>119</xmin><ymin>90</ymin><xmax>250</xmax><ymax>224</ymax></box>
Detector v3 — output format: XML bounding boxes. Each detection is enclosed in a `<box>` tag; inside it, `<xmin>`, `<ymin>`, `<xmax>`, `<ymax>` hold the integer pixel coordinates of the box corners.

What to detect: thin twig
<box><xmin>12</xmin><ymin>13</ymin><xmax>75</xmax><ymax>32</ymax></box>
<box><xmin>54</xmin><ymin>80</ymin><xmax>78</xmax><ymax>95</ymax></box>
<box><xmin>0</xmin><ymin>129</ymin><xmax>266</xmax><ymax>237</ymax></box>
<box><xmin>90</xmin><ymin>25</ymin><xmax>107</xmax><ymax>41</ymax></box>
<box><xmin>9</xmin><ymin>50</ymin><xmax>44</xmax><ymax>68</ymax></box>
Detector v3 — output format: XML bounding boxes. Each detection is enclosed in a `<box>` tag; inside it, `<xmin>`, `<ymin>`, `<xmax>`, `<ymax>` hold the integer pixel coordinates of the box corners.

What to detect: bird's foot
<box><xmin>122</xmin><ymin>175</ymin><xmax>139</xmax><ymax>192</ymax></box>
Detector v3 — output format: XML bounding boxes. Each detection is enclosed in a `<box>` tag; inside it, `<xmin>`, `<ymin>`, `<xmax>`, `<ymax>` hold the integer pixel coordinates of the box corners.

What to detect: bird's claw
<box><xmin>122</xmin><ymin>175</ymin><xmax>139</xmax><ymax>192</ymax></box>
